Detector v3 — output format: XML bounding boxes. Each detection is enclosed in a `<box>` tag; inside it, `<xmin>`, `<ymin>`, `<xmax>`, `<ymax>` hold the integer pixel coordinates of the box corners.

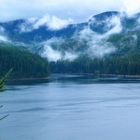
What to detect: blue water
<box><xmin>0</xmin><ymin>76</ymin><xmax>140</xmax><ymax>140</ymax></box>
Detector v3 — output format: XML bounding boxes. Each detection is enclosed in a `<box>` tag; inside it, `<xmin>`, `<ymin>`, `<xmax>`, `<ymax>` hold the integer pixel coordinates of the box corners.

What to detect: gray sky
<box><xmin>0</xmin><ymin>0</ymin><xmax>140</xmax><ymax>22</ymax></box>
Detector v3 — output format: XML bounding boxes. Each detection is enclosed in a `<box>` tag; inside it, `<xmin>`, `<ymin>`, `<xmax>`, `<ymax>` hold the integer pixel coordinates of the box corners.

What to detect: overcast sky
<box><xmin>0</xmin><ymin>0</ymin><xmax>140</xmax><ymax>22</ymax></box>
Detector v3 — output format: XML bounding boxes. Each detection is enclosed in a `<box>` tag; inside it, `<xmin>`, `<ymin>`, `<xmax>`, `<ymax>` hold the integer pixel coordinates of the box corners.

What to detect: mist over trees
<box><xmin>49</xmin><ymin>53</ymin><xmax>140</xmax><ymax>76</ymax></box>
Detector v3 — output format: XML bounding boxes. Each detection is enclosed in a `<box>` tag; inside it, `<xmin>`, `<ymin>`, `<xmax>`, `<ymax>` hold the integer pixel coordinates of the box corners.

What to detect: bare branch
<box><xmin>0</xmin><ymin>114</ymin><xmax>9</xmax><ymax>121</ymax></box>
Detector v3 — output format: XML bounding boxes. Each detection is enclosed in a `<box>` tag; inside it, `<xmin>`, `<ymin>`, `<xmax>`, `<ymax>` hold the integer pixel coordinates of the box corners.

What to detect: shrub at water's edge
<box><xmin>0</xmin><ymin>69</ymin><xmax>13</xmax><ymax>90</ymax></box>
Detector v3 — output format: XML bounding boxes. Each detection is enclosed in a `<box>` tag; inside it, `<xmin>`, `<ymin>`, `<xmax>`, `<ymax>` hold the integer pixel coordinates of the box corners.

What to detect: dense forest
<box><xmin>1</xmin><ymin>45</ymin><xmax>140</xmax><ymax>79</ymax></box>
<box><xmin>0</xmin><ymin>45</ymin><xmax>49</xmax><ymax>79</ymax></box>
<box><xmin>48</xmin><ymin>30</ymin><xmax>140</xmax><ymax>76</ymax></box>
<box><xmin>49</xmin><ymin>53</ymin><xmax>140</xmax><ymax>76</ymax></box>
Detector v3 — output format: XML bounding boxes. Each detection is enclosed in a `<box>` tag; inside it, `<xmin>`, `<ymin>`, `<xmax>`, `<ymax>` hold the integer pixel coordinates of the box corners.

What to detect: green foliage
<box><xmin>0</xmin><ymin>69</ymin><xmax>13</xmax><ymax>90</ymax></box>
<box><xmin>50</xmin><ymin>53</ymin><xmax>140</xmax><ymax>76</ymax></box>
<box><xmin>0</xmin><ymin>46</ymin><xmax>49</xmax><ymax>79</ymax></box>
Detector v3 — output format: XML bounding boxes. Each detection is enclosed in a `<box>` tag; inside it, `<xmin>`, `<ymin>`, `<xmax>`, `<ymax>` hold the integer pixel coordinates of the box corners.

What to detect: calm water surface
<box><xmin>0</xmin><ymin>75</ymin><xmax>140</xmax><ymax>140</ymax></box>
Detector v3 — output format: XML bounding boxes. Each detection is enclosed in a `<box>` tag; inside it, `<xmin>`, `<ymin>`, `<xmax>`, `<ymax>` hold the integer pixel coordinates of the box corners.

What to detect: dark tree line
<box><xmin>0</xmin><ymin>46</ymin><xmax>49</xmax><ymax>79</ymax></box>
<box><xmin>49</xmin><ymin>53</ymin><xmax>140</xmax><ymax>76</ymax></box>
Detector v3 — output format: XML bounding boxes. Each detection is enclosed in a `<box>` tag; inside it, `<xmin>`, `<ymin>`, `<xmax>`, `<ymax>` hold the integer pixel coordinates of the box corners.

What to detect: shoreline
<box><xmin>7</xmin><ymin>73</ymin><xmax>140</xmax><ymax>81</ymax></box>
<box><xmin>5</xmin><ymin>73</ymin><xmax>140</xmax><ymax>85</ymax></box>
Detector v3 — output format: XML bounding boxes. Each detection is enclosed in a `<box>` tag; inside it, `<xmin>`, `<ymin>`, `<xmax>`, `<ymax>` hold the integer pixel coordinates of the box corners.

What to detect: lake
<box><xmin>0</xmin><ymin>75</ymin><xmax>140</xmax><ymax>140</ymax></box>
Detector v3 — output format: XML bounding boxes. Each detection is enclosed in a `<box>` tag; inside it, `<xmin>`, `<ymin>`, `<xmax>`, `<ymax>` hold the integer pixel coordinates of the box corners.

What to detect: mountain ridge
<box><xmin>1</xmin><ymin>11</ymin><xmax>140</xmax><ymax>62</ymax></box>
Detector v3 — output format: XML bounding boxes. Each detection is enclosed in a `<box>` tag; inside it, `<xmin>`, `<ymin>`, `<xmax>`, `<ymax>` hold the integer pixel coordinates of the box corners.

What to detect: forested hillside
<box><xmin>50</xmin><ymin>53</ymin><xmax>140</xmax><ymax>76</ymax></box>
<box><xmin>0</xmin><ymin>45</ymin><xmax>49</xmax><ymax>79</ymax></box>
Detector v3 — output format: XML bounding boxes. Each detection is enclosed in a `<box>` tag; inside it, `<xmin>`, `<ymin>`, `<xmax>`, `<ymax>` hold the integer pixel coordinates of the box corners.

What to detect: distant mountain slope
<box><xmin>0</xmin><ymin>11</ymin><xmax>126</xmax><ymax>43</ymax></box>
<box><xmin>1</xmin><ymin>11</ymin><xmax>140</xmax><ymax>62</ymax></box>
<box><xmin>0</xmin><ymin>45</ymin><xmax>49</xmax><ymax>79</ymax></box>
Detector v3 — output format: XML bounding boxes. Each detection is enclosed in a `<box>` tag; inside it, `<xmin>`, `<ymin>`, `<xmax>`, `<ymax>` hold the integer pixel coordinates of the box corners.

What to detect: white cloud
<box><xmin>34</xmin><ymin>15</ymin><xmax>73</xmax><ymax>30</ymax></box>
<box><xmin>0</xmin><ymin>26</ymin><xmax>10</xmax><ymax>42</ymax></box>
<box><xmin>40</xmin><ymin>38</ymin><xmax>62</xmax><ymax>61</ymax></box>
<box><xmin>0</xmin><ymin>0</ymin><xmax>129</xmax><ymax>22</ymax></box>
<box><xmin>47</xmin><ymin>16</ymin><xmax>73</xmax><ymax>30</ymax></box>
<box><xmin>104</xmin><ymin>15</ymin><xmax>122</xmax><ymax>36</ymax></box>
<box><xmin>41</xmin><ymin>45</ymin><xmax>62</xmax><ymax>62</ymax></box>
<box><xmin>78</xmin><ymin>28</ymin><xmax>116</xmax><ymax>58</ymax></box>
<box><xmin>0</xmin><ymin>26</ymin><xmax>5</xmax><ymax>33</ymax></box>
<box><xmin>41</xmin><ymin>44</ymin><xmax>78</xmax><ymax>62</ymax></box>
<box><xmin>64</xmin><ymin>52</ymin><xmax>78</xmax><ymax>61</ymax></box>
<box><xmin>88</xmin><ymin>42</ymin><xmax>115</xmax><ymax>58</ymax></box>
<box><xmin>19</xmin><ymin>17</ymin><xmax>37</xmax><ymax>32</ymax></box>
<box><xmin>122</xmin><ymin>0</ymin><xmax>140</xmax><ymax>16</ymax></box>
<box><xmin>40</xmin><ymin>38</ymin><xmax>78</xmax><ymax>61</ymax></box>
<box><xmin>19</xmin><ymin>15</ymin><xmax>73</xmax><ymax>32</ymax></box>
<box><xmin>0</xmin><ymin>35</ymin><xmax>9</xmax><ymax>42</ymax></box>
